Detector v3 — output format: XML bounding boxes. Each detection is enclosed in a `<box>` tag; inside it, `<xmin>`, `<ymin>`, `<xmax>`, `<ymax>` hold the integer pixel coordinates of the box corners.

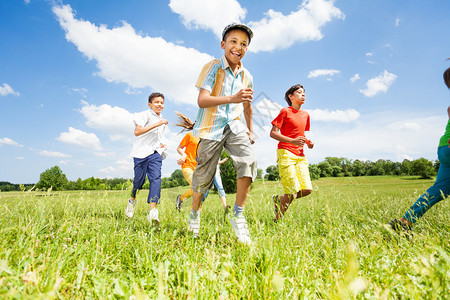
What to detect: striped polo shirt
<box><xmin>193</xmin><ymin>56</ymin><xmax>253</xmax><ymax>141</ymax></box>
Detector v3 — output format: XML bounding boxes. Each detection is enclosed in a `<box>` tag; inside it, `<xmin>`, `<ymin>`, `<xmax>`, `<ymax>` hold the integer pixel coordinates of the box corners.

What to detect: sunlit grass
<box><xmin>0</xmin><ymin>176</ymin><xmax>448</xmax><ymax>298</ymax></box>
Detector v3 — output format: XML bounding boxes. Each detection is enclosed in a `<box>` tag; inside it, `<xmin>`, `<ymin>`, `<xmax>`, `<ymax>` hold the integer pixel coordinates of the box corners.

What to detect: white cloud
<box><xmin>57</xmin><ymin>127</ymin><xmax>102</xmax><ymax>150</ymax></box>
<box><xmin>395</xmin><ymin>18</ymin><xmax>400</xmax><ymax>27</ymax></box>
<box><xmin>308</xmin><ymin>69</ymin><xmax>340</xmax><ymax>79</ymax></box>
<box><xmin>170</xmin><ymin>0</ymin><xmax>344</xmax><ymax>53</ymax></box>
<box><xmin>308</xmin><ymin>108</ymin><xmax>360</xmax><ymax>123</ymax></box>
<box><xmin>350</xmin><ymin>74</ymin><xmax>360</xmax><ymax>83</ymax></box>
<box><xmin>52</xmin><ymin>4</ymin><xmax>213</xmax><ymax>105</ymax></box>
<box><xmin>0</xmin><ymin>83</ymin><xmax>20</xmax><ymax>96</ymax></box>
<box><xmin>388</xmin><ymin>121</ymin><xmax>421</xmax><ymax>131</ymax></box>
<box><xmin>248</xmin><ymin>0</ymin><xmax>345</xmax><ymax>52</ymax></box>
<box><xmin>169</xmin><ymin>0</ymin><xmax>246</xmax><ymax>37</ymax></box>
<box><xmin>360</xmin><ymin>70</ymin><xmax>397</xmax><ymax>97</ymax></box>
<box><xmin>366</xmin><ymin>52</ymin><xmax>373</xmax><ymax>57</ymax></box>
<box><xmin>15</xmin><ymin>157</ymin><xmax>24</xmax><ymax>160</ymax></box>
<box><xmin>99</xmin><ymin>159</ymin><xmax>133</xmax><ymax>175</ymax></box>
<box><xmin>79</xmin><ymin>100</ymin><xmax>134</xmax><ymax>140</ymax></box>
<box><xmin>0</xmin><ymin>137</ymin><xmax>23</xmax><ymax>147</ymax></box>
<box><xmin>39</xmin><ymin>150</ymin><xmax>72</xmax><ymax>158</ymax></box>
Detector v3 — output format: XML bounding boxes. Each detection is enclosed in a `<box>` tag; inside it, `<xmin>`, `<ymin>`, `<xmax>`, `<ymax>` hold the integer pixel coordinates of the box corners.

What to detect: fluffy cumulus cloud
<box><xmin>99</xmin><ymin>159</ymin><xmax>133</xmax><ymax>176</ymax></box>
<box><xmin>79</xmin><ymin>101</ymin><xmax>135</xmax><ymax>140</ymax></box>
<box><xmin>57</xmin><ymin>127</ymin><xmax>102</xmax><ymax>150</ymax></box>
<box><xmin>169</xmin><ymin>0</ymin><xmax>246</xmax><ymax>37</ymax></box>
<box><xmin>360</xmin><ymin>70</ymin><xmax>397</xmax><ymax>97</ymax></box>
<box><xmin>52</xmin><ymin>4</ymin><xmax>213</xmax><ymax>105</ymax></box>
<box><xmin>39</xmin><ymin>150</ymin><xmax>72</xmax><ymax>158</ymax></box>
<box><xmin>308</xmin><ymin>108</ymin><xmax>360</xmax><ymax>123</ymax></box>
<box><xmin>0</xmin><ymin>137</ymin><xmax>23</xmax><ymax>147</ymax></box>
<box><xmin>248</xmin><ymin>0</ymin><xmax>345</xmax><ymax>52</ymax></box>
<box><xmin>308</xmin><ymin>69</ymin><xmax>341</xmax><ymax>79</ymax></box>
<box><xmin>0</xmin><ymin>83</ymin><xmax>20</xmax><ymax>96</ymax></box>
<box><xmin>170</xmin><ymin>0</ymin><xmax>344</xmax><ymax>53</ymax></box>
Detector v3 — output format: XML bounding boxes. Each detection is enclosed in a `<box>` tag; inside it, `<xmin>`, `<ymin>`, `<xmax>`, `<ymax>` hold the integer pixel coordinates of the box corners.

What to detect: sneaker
<box><xmin>228</xmin><ymin>214</ymin><xmax>252</xmax><ymax>245</ymax></box>
<box><xmin>188</xmin><ymin>211</ymin><xmax>200</xmax><ymax>238</ymax></box>
<box><xmin>147</xmin><ymin>208</ymin><xmax>160</xmax><ymax>225</ymax></box>
<box><xmin>126</xmin><ymin>199</ymin><xmax>135</xmax><ymax>218</ymax></box>
<box><xmin>389</xmin><ymin>219</ymin><xmax>412</xmax><ymax>231</ymax></box>
<box><xmin>176</xmin><ymin>195</ymin><xmax>183</xmax><ymax>212</ymax></box>
<box><xmin>388</xmin><ymin>219</ymin><xmax>413</xmax><ymax>238</ymax></box>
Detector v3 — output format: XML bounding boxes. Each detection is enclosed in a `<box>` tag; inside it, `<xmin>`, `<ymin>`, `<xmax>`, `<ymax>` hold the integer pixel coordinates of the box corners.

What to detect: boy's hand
<box><xmin>159</xmin><ymin>119</ymin><xmax>168</xmax><ymax>126</ymax></box>
<box><xmin>160</xmin><ymin>143</ymin><xmax>167</xmax><ymax>149</ymax></box>
<box><xmin>291</xmin><ymin>136</ymin><xmax>306</xmax><ymax>146</ymax></box>
<box><xmin>231</xmin><ymin>88</ymin><xmax>253</xmax><ymax>103</ymax></box>
<box><xmin>247</xmin><ymin>131</ymin><xmax>255</xmax><ymax>144</ymax></box>
<box><xmin>308</xmin><ymin>141</ymin><xmax>314</xmax><ymax>149</ymax></box>
<box><xmin>177</xmin><ymin>153</ymin><xmax>187</xmax><ymax>165</ymax></box>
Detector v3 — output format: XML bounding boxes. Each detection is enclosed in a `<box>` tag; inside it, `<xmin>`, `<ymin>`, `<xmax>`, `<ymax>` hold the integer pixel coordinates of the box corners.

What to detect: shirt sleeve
<box><xmin>179</xmin><ymin>133</ymin><xmax>190</xmax><ymax>148</ymax></box>
<box><xmin>271</xmin><ymin>109</ymin><xmax>286</xmax><ymax>129</ymax></box>
<box><xmin>195</xmin><ymin>60</ymin><xmax>220</xmax><ymax>92</ymax></box>
<box><xmin>305</xmin><ymin>113</ymin><xmax>310</xmax><ymax>131</ymax></box>
<box><xmin>133</xmin><ymin>111</ymin><xmax>148</xmax><ymax>127</ymax></box>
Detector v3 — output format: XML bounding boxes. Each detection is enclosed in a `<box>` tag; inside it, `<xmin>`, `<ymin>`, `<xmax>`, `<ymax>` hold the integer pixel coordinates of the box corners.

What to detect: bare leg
<box><xmin>192</xmin><ymin>191</ymin><xmax>204</xmax><ymax>211</ymax></box>
<box><xmin>220</xmin><ymin>196</ymin><xmax>227</xmax><ymax>208</ymax></box>
<box><xmin>235</xmin><ymin>177</ymin><xmax>252</xmax><ymax>207</ymax></box>
<box><xmin>274</xmin><ymin>189</ymin><xmax>312</xmax><ymax>221</ymax></box>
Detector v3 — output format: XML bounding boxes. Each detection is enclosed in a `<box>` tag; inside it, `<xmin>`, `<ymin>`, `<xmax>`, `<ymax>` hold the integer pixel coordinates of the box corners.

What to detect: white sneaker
<box><xmin>126</xmin><ymin>199</ymin><xmax>135</xmax><ymax>218</ymax></box>
<box><xmin>188</xmin><ymin>212</ymin><xmax>201</xmax><ymax>238</ymax></box>
<box><xmin>147</xmin><ymin>208</ymin><xmax>160</xmax><ymax>225</ymax></box>
<box><xmin>228</xmin><ymin>214</ymin><xmax>252</xmax><ymax>245</ymax></box>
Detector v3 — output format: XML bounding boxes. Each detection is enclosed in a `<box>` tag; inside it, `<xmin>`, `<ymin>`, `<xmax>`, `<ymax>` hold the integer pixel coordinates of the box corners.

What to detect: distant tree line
<box><xmin>0</xmin><ymin>157</ymin><xmax>438</xmax><ymax>192</ymax></box>
<box><xmin>264</xmin><ymin>157</ymin><xmax>438</xmax><ymax>181</ymax></box>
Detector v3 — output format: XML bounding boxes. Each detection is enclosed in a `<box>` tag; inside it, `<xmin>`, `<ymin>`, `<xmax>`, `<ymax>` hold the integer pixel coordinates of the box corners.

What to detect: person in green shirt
<box><xmin>390</xmin><ymin>67</ymin><xmax>450</xmax><ymax>231</ymax></box>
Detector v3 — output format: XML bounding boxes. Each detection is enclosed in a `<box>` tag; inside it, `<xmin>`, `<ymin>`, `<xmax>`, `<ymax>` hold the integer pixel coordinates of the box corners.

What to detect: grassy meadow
<box><xmin>0</xmin><ymin>176</ymin><xmax>448</xmax><ymax>299</ymax></box>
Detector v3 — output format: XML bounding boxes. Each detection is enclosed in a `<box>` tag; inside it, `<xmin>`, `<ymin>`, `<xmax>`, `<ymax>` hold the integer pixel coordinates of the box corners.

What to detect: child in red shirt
<box><xmin>270</xmin><ymin>84</ymin><xmax>314</xmax><ymax>221</ymax></box>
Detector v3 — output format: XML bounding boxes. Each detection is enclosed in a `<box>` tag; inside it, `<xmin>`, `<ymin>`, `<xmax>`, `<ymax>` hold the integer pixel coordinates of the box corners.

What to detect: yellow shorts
<box><xmin>277</xmin><ymin>149</ymin><xmax>312</xmax><ymax>195</ymax></box>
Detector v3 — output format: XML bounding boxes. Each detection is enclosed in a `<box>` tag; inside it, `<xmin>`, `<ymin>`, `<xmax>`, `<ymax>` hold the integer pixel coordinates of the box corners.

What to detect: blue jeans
<box><xmin>200</xmin><ymin>170</ymin><xmax>227</xmax><ymax>202</ymax></box>
<box><xmin>403</xmin><ymin>146</ymin><xmax>450</xmax><ymax>223</ymax></box>
<box><xmin>131</xmin><ymin>152</ymin><xmax>162</xmax><ymax>203</ymax></box>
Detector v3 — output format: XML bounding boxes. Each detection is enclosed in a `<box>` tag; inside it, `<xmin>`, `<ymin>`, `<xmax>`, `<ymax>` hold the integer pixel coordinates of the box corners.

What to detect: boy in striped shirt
<box><xmin>188</xmin><ymin>23</ymin><xmax>257</xmax><ymax>244</ymax></box>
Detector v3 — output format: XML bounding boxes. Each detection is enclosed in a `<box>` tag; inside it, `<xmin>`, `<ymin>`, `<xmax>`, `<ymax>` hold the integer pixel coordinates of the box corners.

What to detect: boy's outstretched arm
<box><xmin>197</xmin><ymin>88</ymin><xmax>253</xmax><ymax>108</ymax></box>
<box><xmin>134</xmin><ymin>119</ymin><xmax>168</xmax><ymax>136</ymax></box>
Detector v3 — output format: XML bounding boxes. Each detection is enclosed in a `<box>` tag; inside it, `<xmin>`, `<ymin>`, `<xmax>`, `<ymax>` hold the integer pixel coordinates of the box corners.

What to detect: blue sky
<box><xmin>1</xmin><ymin>0</ymin><xmax>449</xmax><ymax>184</ymax></box>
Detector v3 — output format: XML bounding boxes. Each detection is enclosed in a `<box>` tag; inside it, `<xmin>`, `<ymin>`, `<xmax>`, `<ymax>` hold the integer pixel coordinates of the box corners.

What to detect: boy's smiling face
<box><xmin>148</xmin><ymin>96</ymin><xmax>164</xmax><ymax>116</ymax></box>
<box><xmin>221</xmin><ymin>29</ymin><xmax>249</xmax><ymax>71</ymax></box>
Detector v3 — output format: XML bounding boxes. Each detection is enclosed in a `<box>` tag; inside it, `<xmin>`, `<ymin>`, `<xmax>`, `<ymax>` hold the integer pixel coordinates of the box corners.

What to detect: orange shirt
<box><xmin>271</xmin><ymin>107</ymin><xmax>310</xmax><ymax>156</ymax></box>
<box><xmin>179</xmin><ymin>132</ymin><xmax>200</xmax><ymax>170</ymax></box>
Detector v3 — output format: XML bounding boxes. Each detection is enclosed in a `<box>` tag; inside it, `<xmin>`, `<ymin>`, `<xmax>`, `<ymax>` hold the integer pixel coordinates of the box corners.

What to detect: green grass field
<box><xmin>0</xmin><ymin>176</ymin><xmax>448</xmax><ymax>299</ymax></box>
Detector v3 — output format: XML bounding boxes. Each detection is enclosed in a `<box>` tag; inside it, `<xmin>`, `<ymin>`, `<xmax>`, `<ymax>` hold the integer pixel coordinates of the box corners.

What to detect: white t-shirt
<box><xmin>130</xmin><ymin>109</ymin><xmax>167</xmax><ymax>159</ymax></box>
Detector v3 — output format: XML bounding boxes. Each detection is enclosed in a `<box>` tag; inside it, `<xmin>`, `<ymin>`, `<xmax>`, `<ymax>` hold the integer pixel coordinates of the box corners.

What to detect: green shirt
<box><xmin>438</xmin><ymin>119</ymin><xmax>450</xmax><ymax>148</ymax></box>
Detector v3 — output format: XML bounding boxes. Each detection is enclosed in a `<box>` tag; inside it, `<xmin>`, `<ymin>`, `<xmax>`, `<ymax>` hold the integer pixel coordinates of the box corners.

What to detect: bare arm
<box><xmin>134</xmin><ymin>119</ymin><xmax>168</xmax><ymax>137</ymax></box>
<box><xmin>177</xmin><ymin>144</ymin><xmax>186</xmax><ymax>165</ymax></box>
<box><xmin>243</xmin><ymin>101</ymin><xmax>255</xmax><ymax>144</ymax></box>
<box><xmin>197</xmin><ymin>88</ymin><xmax>253</xmax><ymax>108</ymax></box>
<box><xmin>270</xmin><ymin>125</ymin><xmax>306</xmax><ymax>146</ymax></box>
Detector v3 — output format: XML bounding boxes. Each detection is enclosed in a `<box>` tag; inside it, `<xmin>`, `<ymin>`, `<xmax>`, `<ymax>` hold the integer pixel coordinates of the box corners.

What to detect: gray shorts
<box><xmin>192</xmin><ymin>125</ymin><xmax>257</xmax><ymax>194</ymax></box>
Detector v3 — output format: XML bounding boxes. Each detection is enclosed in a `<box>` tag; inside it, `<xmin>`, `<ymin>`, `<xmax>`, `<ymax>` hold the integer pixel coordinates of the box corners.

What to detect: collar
<box><xmin>149</xmin><ymin>109</ymin><xmax>162</xmax><ymax>119</ymax></box>
<box><xmin>221</xmin><ymin>55</ymin><xmax>244</xmax><ymax>75</ymax></box>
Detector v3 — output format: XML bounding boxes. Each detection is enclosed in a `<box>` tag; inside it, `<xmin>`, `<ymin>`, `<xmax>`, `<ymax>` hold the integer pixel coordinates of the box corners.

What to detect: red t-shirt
<box><xmin>271</xmin><ymin>107</ymin><xmax>310</xmax><ymax>156</ymax></box>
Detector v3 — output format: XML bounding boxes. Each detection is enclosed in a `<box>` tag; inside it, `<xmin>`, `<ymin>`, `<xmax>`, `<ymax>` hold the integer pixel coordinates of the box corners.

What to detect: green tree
<box><xmin>220</xmin><ymin>151</ymin><xmax>237</xmax><ymax>193</ymax></box>
<box><xmin>412</xmin><ymin>158</ymin><xmax>436</xmax><ymax>179</ymax></box>
<box><xmin>36</xmin><ymin>166</ymin><xmax>68</xmax><ymax>191</ymax></box>
<box><xmin>256</xmin><ymin>168</ymin><xmax>263</xmax><ymax>180</ymax></box>
<box><xmin>265</xmin><ymin>165</ymin><xmax>280</xmax><ymax>181</ymax></box>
